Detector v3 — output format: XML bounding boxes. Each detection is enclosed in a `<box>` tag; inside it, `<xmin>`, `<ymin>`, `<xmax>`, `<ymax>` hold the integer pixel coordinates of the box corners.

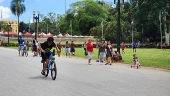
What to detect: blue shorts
<box><xmin>18</xmin><ymin>45</ymin><xmax>23</xmax><ymax>51</ymax></box>
<box><xmin>100</xmin><ymin>52</ymin><xmax>106</xmax><ymax>58</ymax></box>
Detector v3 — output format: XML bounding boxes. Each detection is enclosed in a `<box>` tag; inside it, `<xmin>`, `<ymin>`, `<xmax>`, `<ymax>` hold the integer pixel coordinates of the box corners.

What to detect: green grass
<box><xmin>10</xmin><ymin>47</ymin><xmax>170</xmax><ymax>70</ymax></box>
<box><xmin>60</xmin><ymin>48</ymin><xmax>170</xmax><ymax>70</ymax></box>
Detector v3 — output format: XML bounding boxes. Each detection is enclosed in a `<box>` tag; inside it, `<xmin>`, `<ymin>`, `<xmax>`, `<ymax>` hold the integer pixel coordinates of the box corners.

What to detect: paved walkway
<box><xmin>0</xmin><ymin>47</ymin><xmax>170</xmax><ymax>96</ymax></box>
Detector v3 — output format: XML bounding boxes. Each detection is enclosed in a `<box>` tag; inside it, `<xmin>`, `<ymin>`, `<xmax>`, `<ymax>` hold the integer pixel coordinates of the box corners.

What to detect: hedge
<box><xmin>1</xmin><ymin>42</ymin><xmax>170</xmax><ymax>49</ymax></box>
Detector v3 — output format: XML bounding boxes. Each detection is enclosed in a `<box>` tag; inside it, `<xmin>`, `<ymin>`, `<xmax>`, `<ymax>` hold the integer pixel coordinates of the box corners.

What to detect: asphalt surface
<box><xmin>0</xmin><ymin>47</ymin><xmax>170</xmax><ymax>96</ymax></box>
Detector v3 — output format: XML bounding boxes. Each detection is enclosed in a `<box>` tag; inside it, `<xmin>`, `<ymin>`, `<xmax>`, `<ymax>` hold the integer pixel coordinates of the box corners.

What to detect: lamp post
<box><xmin>114</xmin><ymin>0</ymin><xmax>124</xmax><ymax>53</ymax></box>
<box><xmin>70</xmin><ymin>8</ymin><xmax>78</xmax><ymax>41</ymax></box>
<box><xmin>33</xmin><ymin>10</ymin><xmax>40</xmax><ymax>40</ymax></box>
<box><xmin>101</xmin><ymin>20</ymin><xmax>107</xmax><ymax>39</ymax></box>
<box><xmin>65</xmin><ymin>0</ymin><xmax>66</xmax><ymax>14</ymax></box>
<box><xmin>29</xmin><ymin>17</ymin><xmax>31</xmax><ymax>33</ymax></box>
<box><xmin>47</xmin><ymin>24</ymin><xmax>48</xmax><ymax>34</ymax></box>
<box><xmin>7</xmin><ymin>22</ymin><xmax>11</xmax><ymax>47</ymax></box>
<box><xmin>131</xmin><ymin>19</ymin><xmax>134</xmax><ymax>47</ymax></box>
<box><xmin>70</xmin><ymin>20</ymin><xmax>72</xmax><ymax>41</ymax></box>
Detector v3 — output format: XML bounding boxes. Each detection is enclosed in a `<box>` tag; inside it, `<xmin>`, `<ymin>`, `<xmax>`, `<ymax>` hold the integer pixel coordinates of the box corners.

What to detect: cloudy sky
<box><xmin>0</xmin><ymin>0</ymin><xmax>128</xmax><ymax>23</ymax></box>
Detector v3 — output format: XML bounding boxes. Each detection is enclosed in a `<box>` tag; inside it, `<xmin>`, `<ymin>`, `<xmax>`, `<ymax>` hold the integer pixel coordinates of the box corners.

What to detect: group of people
<box><xmin>18</xmin><ymin>37</ymin><xmax>40</xmax><ymax>57</ymax></box>
<box><xmin>82</xmin><ymin>39</ymin><xmax>121</xmax><ymax>65</ymax></box>
<box><xmin>17</xmin><ymin>37</ymin><xmax>77</xmax><ymax>75</ymax></box>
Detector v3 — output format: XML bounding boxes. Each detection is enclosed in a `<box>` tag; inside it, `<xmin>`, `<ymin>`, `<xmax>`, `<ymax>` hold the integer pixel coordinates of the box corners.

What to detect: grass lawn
<box><xmin>10</xmin><ymin>47</ymin><xmax>170</xmax><ymax>70</ymax></box>
<box><xmin>60</xmin><ymin>48</ymin><xmax>170</xmax><ymax>70</ymax></box>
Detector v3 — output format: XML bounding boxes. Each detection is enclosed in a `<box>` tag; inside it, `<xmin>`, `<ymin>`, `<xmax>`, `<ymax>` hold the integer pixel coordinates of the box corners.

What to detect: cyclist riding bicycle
<box><xmin>40</xmin><ymin>37</ymin><xmax>60</xmax><ymax>75</ymax></box>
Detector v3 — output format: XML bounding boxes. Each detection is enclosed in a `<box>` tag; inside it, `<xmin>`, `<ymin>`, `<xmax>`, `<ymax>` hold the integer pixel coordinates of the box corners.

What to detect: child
<box><xmin>131</xmin><ymin>54</ymin><xmax>140</xmax><ymax>68</ymax></box>
<box><xmin>121</xmin><ymin>42</ymin><xmax>126</xmax><ymax>54</ymax></box>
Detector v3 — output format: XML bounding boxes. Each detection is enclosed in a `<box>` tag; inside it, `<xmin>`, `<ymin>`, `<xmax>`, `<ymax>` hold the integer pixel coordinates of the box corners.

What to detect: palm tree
<box><xmin>10</xmin><ymin>0</ymin><xmax>26</xmax><ymax>40</ymax></box>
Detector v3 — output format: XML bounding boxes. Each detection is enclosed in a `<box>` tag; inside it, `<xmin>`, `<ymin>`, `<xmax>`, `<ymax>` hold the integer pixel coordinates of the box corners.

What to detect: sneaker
<box><xmin>41</xmin><ymin>71</ymin><xmax>45</xmax><ymax>75</ymax></box>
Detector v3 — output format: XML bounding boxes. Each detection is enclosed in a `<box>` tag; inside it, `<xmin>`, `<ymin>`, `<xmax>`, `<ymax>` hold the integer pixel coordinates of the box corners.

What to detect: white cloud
<box><xmin>0</xmin><ymin>0</ymin><xmax>4</xmax><ymax>3</ymax></box>
<box><xmin>29</xmin><ymin>19</ymin><xmax>34</xmax><ymax>23</ymax></box>
<box><xmin>0</xmin><ymin>6</ymin><xmax>11</xmax><ymax>19</ymax></box>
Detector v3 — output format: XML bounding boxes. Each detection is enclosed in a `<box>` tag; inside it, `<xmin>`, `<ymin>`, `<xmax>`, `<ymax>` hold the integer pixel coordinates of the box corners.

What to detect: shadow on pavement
<box><xmin>29</xmin><ymin>75</ymin><xmax>51</xmax><ymax>80</ymax></box>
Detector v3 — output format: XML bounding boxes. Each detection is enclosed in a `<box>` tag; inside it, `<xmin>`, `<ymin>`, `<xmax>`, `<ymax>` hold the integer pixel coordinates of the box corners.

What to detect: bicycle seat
<box><xmin>52</xmin><ymin>57</ymin><xmax>55</xmax><ymax>60</ymax></box>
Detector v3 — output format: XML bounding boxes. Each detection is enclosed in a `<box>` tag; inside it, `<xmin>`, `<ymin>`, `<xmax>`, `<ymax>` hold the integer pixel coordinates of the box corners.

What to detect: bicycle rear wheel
<box><xmin>51</xmin><ymin>61</ymin><xmax>57</xmax><ymax>80</ymax></box>
<box><xmin>22</xmin><ymin>51</ymin><xmax>24</xmax><ymax>56</ymax></box>
<box><xmin>25</xmin><ymin>51</ymin><xmax>28</xmax><ymax>57</ymax></box>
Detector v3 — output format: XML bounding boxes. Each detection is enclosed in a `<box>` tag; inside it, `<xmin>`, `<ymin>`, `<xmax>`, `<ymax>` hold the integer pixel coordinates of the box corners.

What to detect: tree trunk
<box><xmin>18</xmin><ymin>16</ymin><xmax>19</xmax><ymax>40</ymax></box>
<box><xmin>165</xmin><ymin>25</ymin><xmax>170</xmax><ymax>45</ymax></box>
<box><xmin>164</xmin><ymin>13</ymin><xmax>169</xmax><ymax>45</ymax></box>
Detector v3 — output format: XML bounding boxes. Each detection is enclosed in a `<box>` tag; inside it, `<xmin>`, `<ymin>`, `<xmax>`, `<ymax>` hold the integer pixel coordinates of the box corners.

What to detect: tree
<box><xmin>129</xmin><ymin>0</ymin><xmax>170</xmax><ymax>43</ymax></box>
<box><xmin>10</xmin><ymin>0</ymin><xmax>26</xmax><ymax>40</ymax></box>
<box><xmin>0</xmin><ymin>21</ymin><xmax>5</xmax><ymax>32</ymax></box>
<box><xmin>0</xmin><ymin>21</ymin><xmax>8</xmax><ymax>32</ymax></box>
<box><xmin>19</xmin><ymin>21</ymin><xmax>27</xmax><ymax>33</ymax></box>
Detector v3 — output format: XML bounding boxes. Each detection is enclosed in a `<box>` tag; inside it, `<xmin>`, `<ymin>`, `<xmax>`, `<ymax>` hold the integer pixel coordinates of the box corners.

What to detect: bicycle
<box><xmin>22</xmin><ymin>45</ymin><xmax>28</xmax><ymax>57</ymax></box>
<box><xmin>41</xmin><ymin>49</ymin><xmax>57</xmax><ymax>80</ymax></box>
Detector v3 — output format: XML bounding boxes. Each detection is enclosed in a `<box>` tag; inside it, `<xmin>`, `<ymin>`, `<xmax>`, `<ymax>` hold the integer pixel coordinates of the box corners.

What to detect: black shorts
<box><xmin>41</xmin><ymin>52</ymin><xmax>50</xmax><ymax>61</ymax></box>
<box><xmin>133</xmin><ymin>47</ymin><xmax>136</xmax><ymax>49</ymax></box>
<box><xmin>33</xmin><ymin>45</ymin><xmax>37</xmax><ymax>51</ymax></box>
<box><xmin>71</xmin><ymin>48</ymin><xmax>75</xmax><ymax>52</ymax></box>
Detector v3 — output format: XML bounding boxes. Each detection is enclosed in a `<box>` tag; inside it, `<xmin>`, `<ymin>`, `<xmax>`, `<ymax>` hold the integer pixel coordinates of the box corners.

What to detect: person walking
<box><xmin>105</xmin><ymin>41</ymin><xmax>113</xmax><ymax>65</ymax></box>
<box><xmin>18</xmin><ymin>36</ymin><xmax>24</xmax><ymax>56</ymax></box>
<box><xmin>98</xmin><ymin>39</ymin><xmax>106</xmax><ymax>63</ymax></box>
<box><xmin>56</xmin><ymin>41</ymin><xmax>62</xmax><ymax>57</ymax></box>
<box><xmin>65</xmin><ymin>41</ymin><xmax>71</xmax><ymax>58</ymax></box>
<box><xmin>86</xmin><ymin>38</ymin><xmax>94</xmax><ymax>65</ymax></box>
<box><xmin>32</xmin><ymin>37</ymin><xmax>37</xmax><ymax>56</ymax></box>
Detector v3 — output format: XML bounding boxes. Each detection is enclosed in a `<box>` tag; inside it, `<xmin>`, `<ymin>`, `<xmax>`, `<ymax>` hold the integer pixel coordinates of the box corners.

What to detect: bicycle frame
<box><xmin>46</xmin><ymin>53</ymin><xmax>54</xmax><ymax>70</ymax></box>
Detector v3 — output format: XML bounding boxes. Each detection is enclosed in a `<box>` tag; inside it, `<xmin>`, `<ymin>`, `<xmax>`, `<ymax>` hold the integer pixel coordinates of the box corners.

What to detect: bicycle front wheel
<box><xmin>51</xmin><ymin>61</ymin><xmax>57</xmax><ymax>80</ymax></box>
<box><xmin>43</xmin><ymin>62</ymin><xmax>49</xmax><ymax>77</ymax></box>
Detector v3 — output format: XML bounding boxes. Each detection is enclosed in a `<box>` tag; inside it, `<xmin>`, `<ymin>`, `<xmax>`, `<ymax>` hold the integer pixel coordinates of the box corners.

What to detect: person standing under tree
<box><xmin>86</xmin><ymin>39</ymin><xmax>94</xmax><ymax>65</ymax></box>
<box><xmin>132</xmin><ymin>41</ymin><xmax>137</xmax><ymax>53</ymax></box>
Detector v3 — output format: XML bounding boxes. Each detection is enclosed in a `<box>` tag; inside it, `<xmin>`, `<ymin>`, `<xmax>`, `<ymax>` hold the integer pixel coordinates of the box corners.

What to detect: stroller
<box><xmin>22</xmin><ymin>44</ymin><xmax>28</xmax><ymax>57</ymax></box>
